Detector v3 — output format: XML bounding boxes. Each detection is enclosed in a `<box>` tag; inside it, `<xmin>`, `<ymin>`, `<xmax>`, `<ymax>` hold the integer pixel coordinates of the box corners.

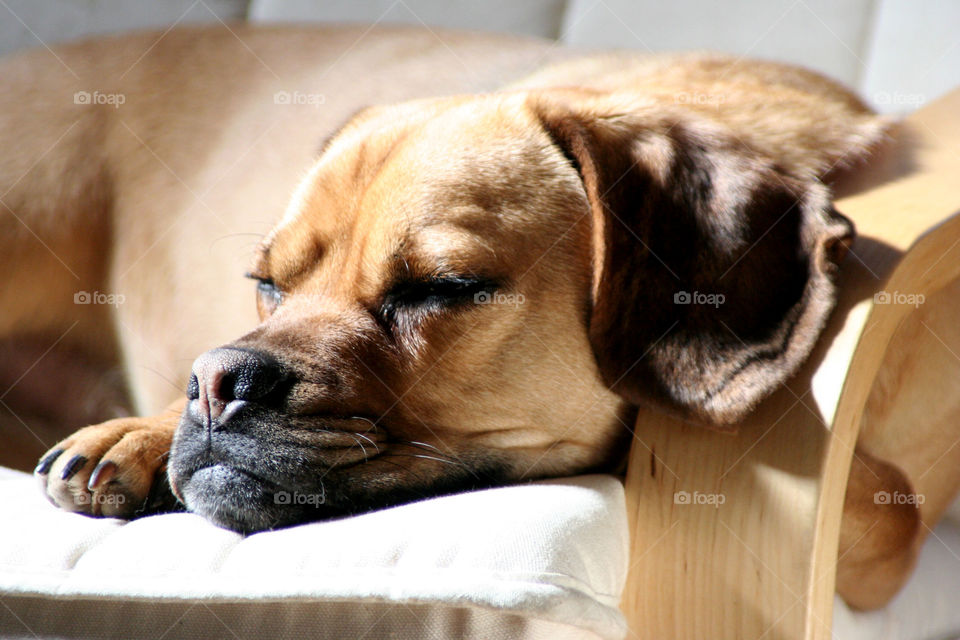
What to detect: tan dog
<box><xmin>0</xmin><ymin>25</ymin><xmax>935</xmax><ymax>608</ymax></box>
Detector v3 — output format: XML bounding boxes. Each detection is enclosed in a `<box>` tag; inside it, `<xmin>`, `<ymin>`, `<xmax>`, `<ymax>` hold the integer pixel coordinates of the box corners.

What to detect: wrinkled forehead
<box><xmin>259</xmin><ymin>94</ymin><xmax>586</xmax><ymax>283</ymax></box>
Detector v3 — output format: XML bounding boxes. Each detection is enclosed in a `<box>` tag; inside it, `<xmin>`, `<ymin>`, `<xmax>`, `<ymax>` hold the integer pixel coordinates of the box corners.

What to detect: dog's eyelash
<box><xmin>379</xmin><ymin>276</ymin><xmax>493</xmax><ymax>323</ymax></box>
<box><xmin>388</xmin><ymin>277</ymin><xmax>490</xmax><ymax>305</ymax></box>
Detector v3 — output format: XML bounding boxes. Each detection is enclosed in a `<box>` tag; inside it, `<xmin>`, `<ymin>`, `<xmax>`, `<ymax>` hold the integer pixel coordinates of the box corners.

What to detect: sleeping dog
<box><xmin>3</xmin><ymin>25</ymin><xmax>892</xmax><ymax>596</ymax></box>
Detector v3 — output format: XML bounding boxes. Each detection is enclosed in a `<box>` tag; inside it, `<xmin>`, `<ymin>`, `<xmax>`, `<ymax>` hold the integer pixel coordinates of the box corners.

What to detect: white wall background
<box><xmin>1</xmin><ymin>0</ymin><xmax>958</xmax><ymax>113</ymax></box>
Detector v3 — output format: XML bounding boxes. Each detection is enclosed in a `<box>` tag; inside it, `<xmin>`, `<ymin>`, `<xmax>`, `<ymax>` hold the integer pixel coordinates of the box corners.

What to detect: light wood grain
<box><xmin>621</xmin><ymin>88</ymin><xmax>960</xmax><ymax>639</ymax></box>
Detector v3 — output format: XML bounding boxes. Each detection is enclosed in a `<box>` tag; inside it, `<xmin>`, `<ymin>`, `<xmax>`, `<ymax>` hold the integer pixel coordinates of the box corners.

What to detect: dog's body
<box><xmin>0</xmin><ymin>25</ymin><xmax>942</xmax><ymax>608</ymax></box>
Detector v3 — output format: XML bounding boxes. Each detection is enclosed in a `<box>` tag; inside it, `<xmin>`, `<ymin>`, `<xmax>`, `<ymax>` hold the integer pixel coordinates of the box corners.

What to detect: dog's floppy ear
<box><xmin>531</xmin><ymin>93</ymin><xmax>853</xmax><ymax>427</ymax></box>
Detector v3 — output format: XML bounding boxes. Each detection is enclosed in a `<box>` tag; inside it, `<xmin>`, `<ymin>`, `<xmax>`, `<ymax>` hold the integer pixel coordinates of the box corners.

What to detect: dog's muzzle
<box><xmin>169</xmin><ymin>346</ymin><xmax>348</xmax><ymax>533</ymax></box>
<box><xmin>168</xmin><ymin>345</ymin><xmax>499</xmax><ymax>534</ymax></box>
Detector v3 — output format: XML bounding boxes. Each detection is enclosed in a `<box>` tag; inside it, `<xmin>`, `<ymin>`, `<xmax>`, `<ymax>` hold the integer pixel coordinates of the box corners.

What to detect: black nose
<box><xmin>187</xmin><ymin>347</ymin><xmax>286</xmax><ymax>425</ymax></box>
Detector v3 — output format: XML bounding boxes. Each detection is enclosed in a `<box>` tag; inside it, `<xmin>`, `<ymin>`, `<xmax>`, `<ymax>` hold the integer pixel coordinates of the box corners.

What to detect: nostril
<box><xmin>187</xmin><ymin>347</ymin><xmax>290</xmax><ymax>426</ymax></box>
<box><xmin>219</xmin><ymin>372</ymin><xmax>238</xmax><ymax>402</ymax></box>
<box><xmin>186</xmin><ymin>374</ymin><xmax>200</xmax><ymax>400</ymax></box>
<box><xmin>189</xmin><ymin>347</ymin><xmax>287</xmax><ymax>420</ymax></box>
<box><xmin>231</xmin><ymin>363</ymin><xmax>281</xmax><ymax>402</ymax></box>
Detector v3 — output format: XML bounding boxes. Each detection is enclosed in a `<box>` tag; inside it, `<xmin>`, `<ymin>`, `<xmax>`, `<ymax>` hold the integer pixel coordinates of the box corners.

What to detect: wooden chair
<box><xmin>620</xmin><ymin>88</ymin><xmax>960</xmax><ymax>639</ymax></box>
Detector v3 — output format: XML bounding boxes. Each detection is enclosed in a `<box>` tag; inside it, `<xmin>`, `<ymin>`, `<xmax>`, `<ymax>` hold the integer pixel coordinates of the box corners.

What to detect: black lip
<box><xmin>172</xmin><ymin>413</ymin><xmax>380</xmax><ymax>482</ymax></box>
<box><xmin>173</xmin><ymin>451</ymin><xmax>509</xmax><ymax>534</ymax></box>
<box><xmin>178</xmin><ymin>462</ymin><xmax>345</xmax><ymax>533</ymax></box>
<box><xmin>170</xmin><ymin>438</ymin><xmax>373</xmax><ymax>507</ymax></box>
<box><xmin>168</xmin><ymin>402</ymin><xmax>507</xmax><ymax>534</ymax></box>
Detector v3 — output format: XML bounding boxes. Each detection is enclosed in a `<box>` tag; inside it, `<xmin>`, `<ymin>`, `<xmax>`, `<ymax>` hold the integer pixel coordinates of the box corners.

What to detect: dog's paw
<box><xmin>35</xmin><ymin>417</ymin><xmax>179</xmax><ymax>518</ymax></box>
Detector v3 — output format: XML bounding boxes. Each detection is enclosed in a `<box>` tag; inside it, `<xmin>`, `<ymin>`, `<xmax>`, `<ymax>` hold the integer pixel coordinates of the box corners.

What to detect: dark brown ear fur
<box><xmin>531</xmin><ymin>94</ymin><xmax>854</xmax><ymax>427</ymax></box>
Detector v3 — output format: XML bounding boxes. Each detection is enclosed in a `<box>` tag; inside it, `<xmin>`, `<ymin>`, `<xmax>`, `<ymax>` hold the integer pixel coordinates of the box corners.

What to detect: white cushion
<box><xmin>0</xmin><ymin>467</ymin><xmax>628</xmax><ymax>639</ymax></box>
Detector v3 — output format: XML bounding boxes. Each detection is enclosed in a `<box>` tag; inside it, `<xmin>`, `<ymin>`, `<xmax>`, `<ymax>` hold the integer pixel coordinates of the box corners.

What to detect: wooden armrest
<box><xmin>620</xmin><ymin>87</ymin><xmax>960</xmax><ymax>639</ymax></box>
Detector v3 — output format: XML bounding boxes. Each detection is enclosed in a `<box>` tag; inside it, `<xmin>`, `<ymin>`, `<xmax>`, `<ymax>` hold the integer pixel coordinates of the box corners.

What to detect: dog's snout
<box><xmin>187</xmin><ymin>348</ymin><xmax>286</xmax><ymax>425</ymax></box>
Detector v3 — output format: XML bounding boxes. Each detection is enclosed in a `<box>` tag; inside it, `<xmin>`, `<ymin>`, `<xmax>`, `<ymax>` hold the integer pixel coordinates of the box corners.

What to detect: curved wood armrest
<box><xmin>620</xmin><ymin>88</ymin><xmax>960</xmax><ymax>639</ymax></box>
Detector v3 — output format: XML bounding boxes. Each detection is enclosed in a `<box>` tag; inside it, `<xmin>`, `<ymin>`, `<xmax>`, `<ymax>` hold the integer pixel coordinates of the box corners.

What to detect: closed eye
<box><xmin>380</xmin><ymin>276</ymin><xmax>494</xmax><ymax>326</ymax></box>
<box><xmin>246</xmin><ymin>274</ymin><xmax>283</xmax><ymax>316</ymax></box>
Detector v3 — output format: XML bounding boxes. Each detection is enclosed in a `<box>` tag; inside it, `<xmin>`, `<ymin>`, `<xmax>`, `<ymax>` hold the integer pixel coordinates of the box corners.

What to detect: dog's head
<box><xmin>169</xmin><ymin>90</ymin><xmax>854</xmax><ymax>533</ymax></box>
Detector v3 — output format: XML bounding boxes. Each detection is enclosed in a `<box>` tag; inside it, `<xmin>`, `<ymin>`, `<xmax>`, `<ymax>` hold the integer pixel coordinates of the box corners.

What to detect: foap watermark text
<box><xmin>674</xmin><ymin>490</ymin><xmax>726</xmax><ymax>507</ymax></box>
<box><xmin>275</xmin><ymin>491</ymin><xmax>325</xmax><ymax>506</ymax></box>
<box><xmin>74</xmin><ymin>91</ymin><xmax>125</xmax><ymax>108</ymax></box>
<box><xmin>76</xmin><ymin>493</ymin><xmax>126</xmax><ymax>506</ymax></box>
<box><xmin>874</xmin><ymin>290</ymin><xmax>924</xmax><ymax>308</ymax></box>
<box><xmin>274</xmin><ymin>91</ymin><xmax>326</xmax><ymax>108</ymax></box>
<box><xmin>874</xmin><ymin>490</ymin><xmax>924</xmax><ymax>505</ymax></box>
<box><xmin>474</xmin><ymin>291</ymin><xmax>525</xmax><ymax>307</ymax></box>
<box><xmin>674</xmin><ymin>290</ymin><xmax>725</xmax><ymax>308</ymax></box>
<box><xmin>74</xmin><ymin>291</ymin><xmax>125</xmax><ymax>307</ymax></box>
<box><xmin>675</xmin><ymin>91</ymin><xmax>726</xmax><ymax>108</ymax></box>
<box><xmin>874</xmin><ymin>91</ymin><xmax>925</xmax><ymax>109</ymax></box>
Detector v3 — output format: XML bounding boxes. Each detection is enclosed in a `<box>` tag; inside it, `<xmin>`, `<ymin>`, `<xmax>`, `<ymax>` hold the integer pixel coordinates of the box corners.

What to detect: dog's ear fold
<box><xmin>531</xmin><ymin>94</ymin><xmax>853</xmax><ymax>427</ymax></box>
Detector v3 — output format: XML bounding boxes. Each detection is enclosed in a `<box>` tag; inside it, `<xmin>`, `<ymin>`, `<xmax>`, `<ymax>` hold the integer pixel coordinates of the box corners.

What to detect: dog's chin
<box><xmin>176</xmin><ymin>464</ymin><xmax>339</xmax><ymax>534</ymax></box>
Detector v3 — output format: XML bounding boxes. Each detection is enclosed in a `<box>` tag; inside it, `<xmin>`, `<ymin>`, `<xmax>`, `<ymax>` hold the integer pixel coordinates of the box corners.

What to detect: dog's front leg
<box><xmin>34</xmin><ymin>398</ymin><xmax>184</xmax><ymax>518</ymax></box>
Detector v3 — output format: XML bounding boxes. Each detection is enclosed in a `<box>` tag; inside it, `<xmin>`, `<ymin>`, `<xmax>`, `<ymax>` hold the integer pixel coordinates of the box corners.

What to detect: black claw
<box><xmin>35</xmin><ymin>449</ymin><xmax>65</xmax><ymax>475</ymax></box>
<box><xmin>88</xmin><ymin>460</ymin><xmax>118</xmax><ymax>491</ymax></box>
<box><xmin>60</xmin><ymin>455</ymin><xmax>88</xmax><ymax>481</ymax></box>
